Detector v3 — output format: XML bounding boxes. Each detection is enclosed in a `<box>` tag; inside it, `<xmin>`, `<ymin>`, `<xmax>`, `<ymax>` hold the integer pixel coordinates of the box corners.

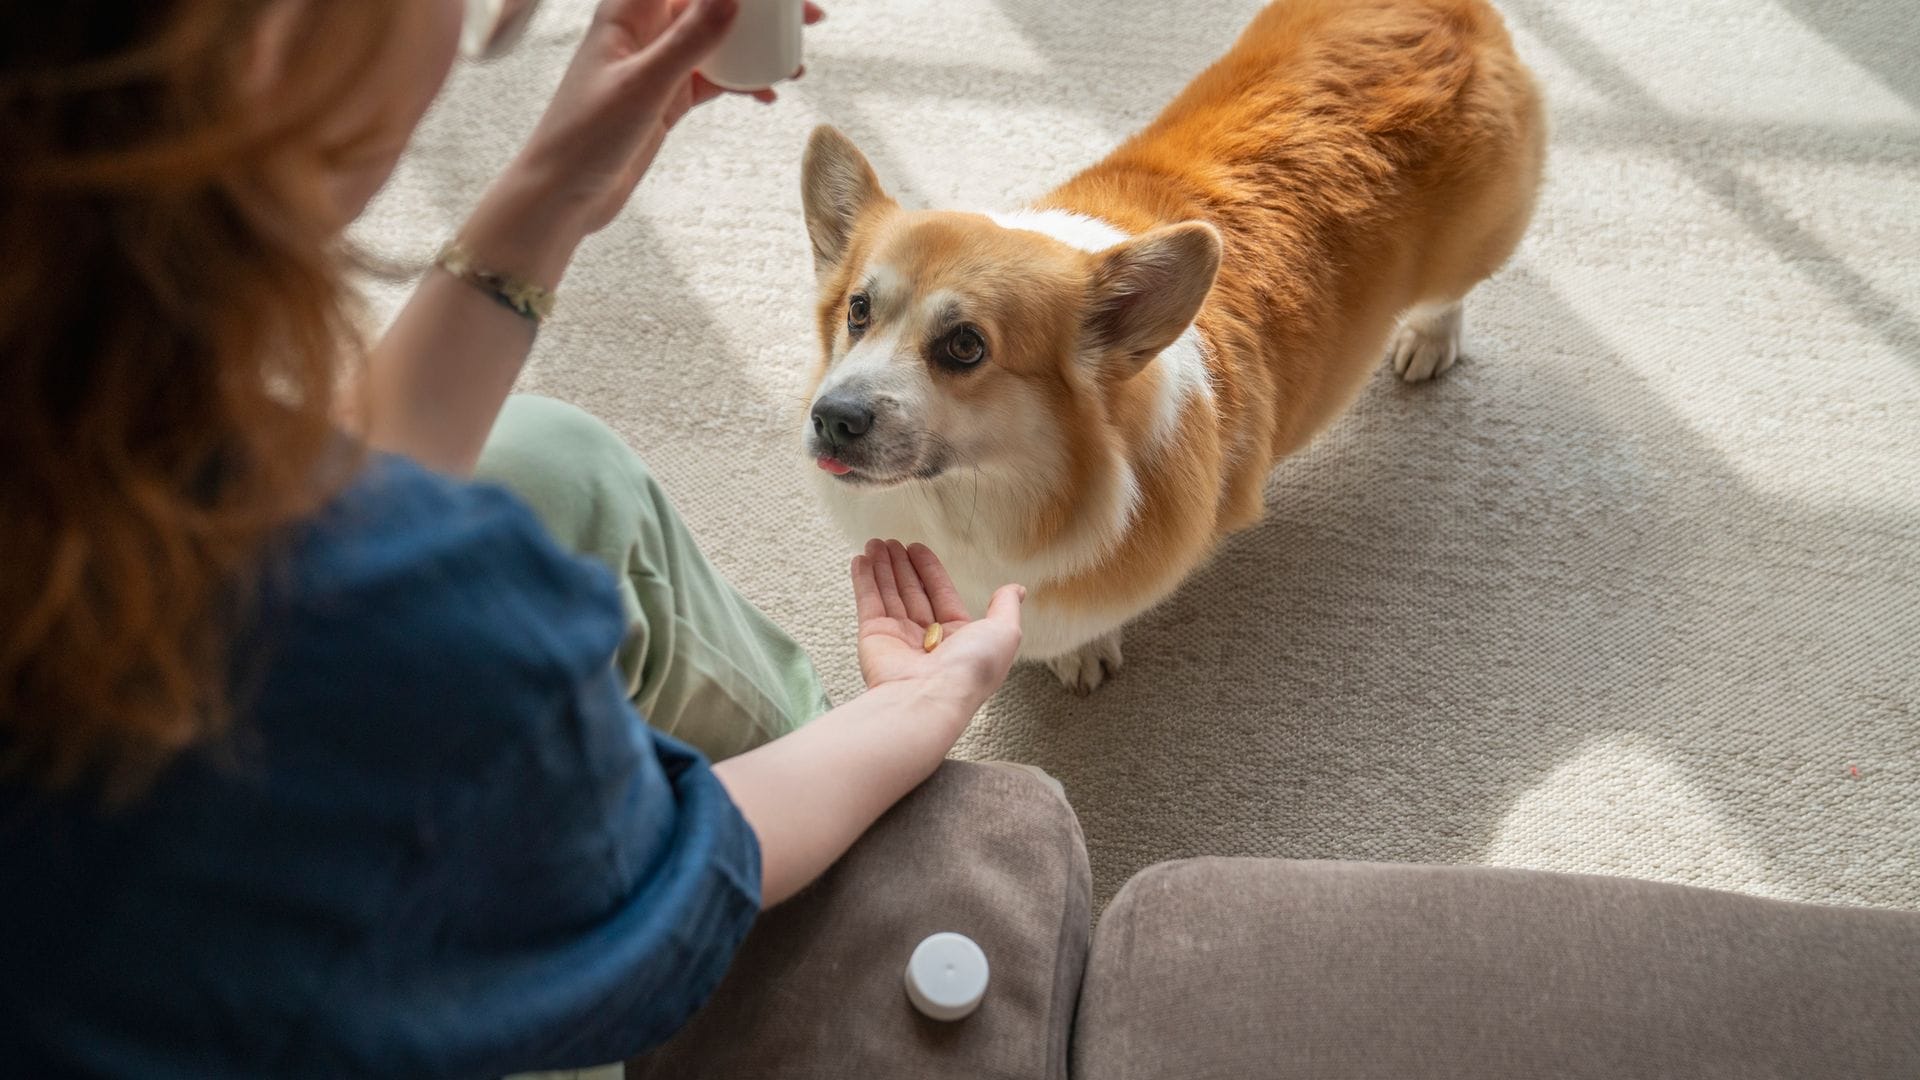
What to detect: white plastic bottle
<box><xmin>698</xmin><ymin>0</ymin><xmax>805</xmax><ymax>92</ymax></box>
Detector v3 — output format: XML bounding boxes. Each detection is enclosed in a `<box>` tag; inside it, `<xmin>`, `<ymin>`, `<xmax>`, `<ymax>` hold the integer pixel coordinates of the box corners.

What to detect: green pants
<box><xmin>476</xmin><ymin>394</ymin><xmax>827</xmax><ymax>761</ymax></box>
<box><xmin>479</xmin><ymin>396</ymin><xmax>825</xmax><ymax>1080</ymax></box>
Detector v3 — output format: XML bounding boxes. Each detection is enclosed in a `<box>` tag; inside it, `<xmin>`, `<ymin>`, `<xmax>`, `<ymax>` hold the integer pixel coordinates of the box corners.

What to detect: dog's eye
<box><xmin>847</xmin><ymin>292</ymin><xmax>871</xmax><ymax>334</ymax></box>
<box><xmin>942</xmin><ymin>326</ymin><xmax>987</xmax><ymax>367</ymax></box>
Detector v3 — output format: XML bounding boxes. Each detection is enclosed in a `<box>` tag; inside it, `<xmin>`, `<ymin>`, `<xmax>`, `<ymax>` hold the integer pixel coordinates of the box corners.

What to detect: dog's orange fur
<box><xmin>803</xmin><ymin>0</ymin><xmax>1543</xmax><ymax>677</ymax></box>
<box><xmin>1032</xmin><ymin>0</ymin><xmax>1544</xmax><ymax>615</ymax></box>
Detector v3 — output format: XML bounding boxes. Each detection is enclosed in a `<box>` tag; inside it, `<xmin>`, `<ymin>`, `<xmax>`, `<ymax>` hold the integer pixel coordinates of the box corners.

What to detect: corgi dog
<box><xmin>800</xmin><ymin>0</ymin><xmax>1544</xmax><ymax>692</ymax></box>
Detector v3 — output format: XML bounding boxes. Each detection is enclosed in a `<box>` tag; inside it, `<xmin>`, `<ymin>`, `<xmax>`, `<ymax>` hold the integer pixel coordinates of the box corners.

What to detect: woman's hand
<box><xmin>715</xmin><ymin>540</ymin><xmax>1021</xmax><ymax>907</ymax></box>
<box><xmin>851</xmin><ymin>540</ymin><xmax>1024</xmax><ymax>707</ymax></box>
<box><xmin>499</xmin><ymin>0</ymin><xmax>824</xmax><ymax>244</ymax></box>
<box><xmin>367</xmin><ymin>0</ymin><xmax>820</xmax><ymax>474</ymax></box>
<box><xmin>457</xmin><ymin>0</ymin><xmax>821</xmax><ymax>287</ymax></box>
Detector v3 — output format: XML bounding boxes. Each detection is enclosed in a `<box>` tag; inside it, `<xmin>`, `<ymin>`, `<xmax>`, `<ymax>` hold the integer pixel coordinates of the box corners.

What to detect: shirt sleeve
<box><xmin>308</xmin><ymin>466</ymin><xmax>764</xmax><ymax>1078</ymax></box>
<box><xmin>427</xmin><ymin>666</ymin><xmax>763</xmax><ymax>1074</ymax></box>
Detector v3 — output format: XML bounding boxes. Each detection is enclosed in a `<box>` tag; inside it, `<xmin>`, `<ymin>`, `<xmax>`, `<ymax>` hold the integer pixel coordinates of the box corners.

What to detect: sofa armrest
<box><xmin>1075</xmin><ymin>858</ymin><xmax>1920</xmax><ymax>1079</ymax></box>
<box><xmin>629</xmin><ymin>761</ymin><xmax>1090</xmax><ymax>1080</ymax></box>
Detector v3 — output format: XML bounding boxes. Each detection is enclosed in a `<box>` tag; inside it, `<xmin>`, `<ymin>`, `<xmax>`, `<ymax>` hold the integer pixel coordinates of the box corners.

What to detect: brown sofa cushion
<box><xmin>1075</xmin><ymin>858</ymin><xmax>1920</xmax><ymax>1080</ymax></box>
<box><xmin>628</xmin><ymin>761</ymin><xmax>1090</xmax><ymax>1080</ymax></box>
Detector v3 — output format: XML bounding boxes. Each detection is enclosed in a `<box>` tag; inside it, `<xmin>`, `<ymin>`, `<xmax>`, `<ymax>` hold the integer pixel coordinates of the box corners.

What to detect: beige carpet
<box><xmin>358</xmin><ymin>0</ymin><xmax>1920</xmax><ymax>913</ymax></box>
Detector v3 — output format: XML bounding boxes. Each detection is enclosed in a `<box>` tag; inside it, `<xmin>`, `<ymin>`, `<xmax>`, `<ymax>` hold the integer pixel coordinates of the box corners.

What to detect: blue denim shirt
<box><xmin>0</xmin><ymin>454</ymin><xmax>761</xmax><ymax>1078</ymax></box>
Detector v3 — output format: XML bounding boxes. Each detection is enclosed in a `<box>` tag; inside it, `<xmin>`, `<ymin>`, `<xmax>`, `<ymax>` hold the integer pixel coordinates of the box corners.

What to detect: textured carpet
<box><xmin>357</xmin><ymin>0</ymin><xmax>1920</xmax><ymax>912</ymax></box>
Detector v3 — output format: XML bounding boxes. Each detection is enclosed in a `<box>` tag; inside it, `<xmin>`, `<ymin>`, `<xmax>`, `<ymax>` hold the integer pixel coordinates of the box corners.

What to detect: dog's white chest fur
<box><xmin>810</xmin><ymin>465</ymin><xmax>1136</xmax><ymax>653</ymax></box>
<box><xmin>810</xmin><ymin>470</ymin><xmax>1133</xmax><ymax>659</ymax></box>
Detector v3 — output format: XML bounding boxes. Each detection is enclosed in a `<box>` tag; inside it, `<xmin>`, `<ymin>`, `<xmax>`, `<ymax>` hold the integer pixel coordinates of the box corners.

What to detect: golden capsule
<box><xmin>922</xmin><ymin>622</ymin><xmax>944</xmax><ymax>652</ymax></box>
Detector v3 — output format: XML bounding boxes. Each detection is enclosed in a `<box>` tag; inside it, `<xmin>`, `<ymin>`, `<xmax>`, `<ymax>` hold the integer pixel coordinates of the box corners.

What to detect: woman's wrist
<box><xmin>456</xmin><ymin>163</ymin><xmax>594</xmax><ymax>292</ymax></box>
<box><xmin>853</xmin><ymin>677</ymin><xmax>983</xmax><ymax>743</ymax></box>
<box><xmin>801</xmin><ymin>677</ymin><xmax>985</xmax><ymax>786</ymax></box>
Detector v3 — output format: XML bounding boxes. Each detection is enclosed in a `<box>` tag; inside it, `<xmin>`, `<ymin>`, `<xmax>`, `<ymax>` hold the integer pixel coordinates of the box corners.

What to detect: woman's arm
<box><xmin>716</xmin><ymin>541</ymin><xmax>1025</xmax><ymax>906</ymax></box>
<box><xmin>712</xmin><ymin>680</ymin><xmax>974</xmax><ymax>907</ymax></box>
<box><xmin>361</xmin><ymin>0</ymin><xmax>817</xmax><ymax>475</ymax></box>
<box><xmin>362</xmin><ymin>173</ymin><xmax>579</xmax><ymax>476</ymax></box>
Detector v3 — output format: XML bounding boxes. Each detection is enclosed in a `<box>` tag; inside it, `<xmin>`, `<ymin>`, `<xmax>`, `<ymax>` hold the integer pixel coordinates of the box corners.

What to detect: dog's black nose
<box><xmin>811</xmin><ymin>397</ymin><xmax>874</xmax><ymax>447</ymax></box>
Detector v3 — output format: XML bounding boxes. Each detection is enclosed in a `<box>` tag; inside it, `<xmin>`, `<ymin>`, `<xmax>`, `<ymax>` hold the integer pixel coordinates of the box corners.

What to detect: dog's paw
<box><xmin>1389</xmin><ymin>302</ymin><xmax>1463</xmax><ymax>382</ymax></box>
<box><xmin>1046</xmin><ymin>631</ymin><xmax>1124</xmax><ymax>696</ymax></box>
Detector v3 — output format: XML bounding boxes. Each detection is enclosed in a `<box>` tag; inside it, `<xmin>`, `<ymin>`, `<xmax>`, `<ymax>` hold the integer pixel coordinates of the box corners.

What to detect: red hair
<box><xmin>1</xmin><ymin>2</ymin><xmax>397</xmax><ymax>800</ymax></box>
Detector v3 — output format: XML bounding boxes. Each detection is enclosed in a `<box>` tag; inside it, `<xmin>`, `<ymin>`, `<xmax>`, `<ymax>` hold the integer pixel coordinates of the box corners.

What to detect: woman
<box><xmin>0</xmin><ymin>1</ymin><xmax>1025</xmax><ymax>1076</ymax></box>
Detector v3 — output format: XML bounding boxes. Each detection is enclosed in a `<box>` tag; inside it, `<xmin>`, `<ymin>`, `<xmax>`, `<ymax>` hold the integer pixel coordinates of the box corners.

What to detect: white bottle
<box><xmin>698</xmin><ymin>0</ymin><xmax>805</xmax><ymax>92</ymax></box>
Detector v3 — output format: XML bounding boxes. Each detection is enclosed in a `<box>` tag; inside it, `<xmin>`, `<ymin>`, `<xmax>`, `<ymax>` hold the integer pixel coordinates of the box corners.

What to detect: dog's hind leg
<box><xmin>1388</xmin><ymin>47</ymin><xmax>1546</xmax><ymax>384</ymax></box>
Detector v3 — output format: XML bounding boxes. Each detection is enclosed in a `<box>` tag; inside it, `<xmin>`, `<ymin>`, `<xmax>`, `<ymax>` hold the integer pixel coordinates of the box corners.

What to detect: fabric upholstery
<box><xmin>1074</xmin><ymin>858</ymin><xmax>1920</xmax><ymax>1080</ymax></box>
<box><xmin>628</xmin><ymin>761</ymin><xmax>1091</xmax><ymax>1080</ymax></box>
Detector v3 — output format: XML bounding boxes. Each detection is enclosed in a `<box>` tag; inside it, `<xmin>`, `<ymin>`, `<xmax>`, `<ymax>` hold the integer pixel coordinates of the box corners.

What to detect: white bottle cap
<box><xmin>904</xmin><ymin>932</ymin><xmax>989</xmax><ymax>1022</ymax></box>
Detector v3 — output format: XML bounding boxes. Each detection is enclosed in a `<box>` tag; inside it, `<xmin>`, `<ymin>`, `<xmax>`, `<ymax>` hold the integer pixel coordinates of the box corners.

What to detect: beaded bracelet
<box><xmin>435</xmin><ymin>241</ymin><xmax>556</xmax><ymax>328</ymax></box>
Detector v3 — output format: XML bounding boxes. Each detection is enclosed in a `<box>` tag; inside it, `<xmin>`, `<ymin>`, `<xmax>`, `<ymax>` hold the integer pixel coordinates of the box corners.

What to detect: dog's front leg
<box><xmin>1045</xmin><ymin>629</ymin><xmax>1125</xmax><ymax>696</ymax></box>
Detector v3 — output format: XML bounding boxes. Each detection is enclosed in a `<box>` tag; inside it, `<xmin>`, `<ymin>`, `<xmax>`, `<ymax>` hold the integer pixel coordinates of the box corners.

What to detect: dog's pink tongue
<box><xmin>816</xmin><ymin>456</ymin><xmax>852</xmax><ymax>476</ymax></box>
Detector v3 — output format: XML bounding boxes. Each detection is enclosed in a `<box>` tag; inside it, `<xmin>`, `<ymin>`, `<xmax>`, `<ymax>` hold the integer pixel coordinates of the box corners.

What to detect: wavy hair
<box><xmin>1</xmin><ymin>2</ymin><xmax>396</xmax><ymax>800</ymax></box>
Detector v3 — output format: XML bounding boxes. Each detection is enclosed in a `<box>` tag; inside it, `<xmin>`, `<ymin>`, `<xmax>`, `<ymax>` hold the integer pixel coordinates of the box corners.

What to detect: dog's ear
<box><xmin>1084</xmin><ymin>222</ymin><xmax>1221</xmax><ymax>376</ymax></box>
<box><xmin>802</xmin><ymin>126</ymin><xmax>890</xmax><ymax>284</ymax></box>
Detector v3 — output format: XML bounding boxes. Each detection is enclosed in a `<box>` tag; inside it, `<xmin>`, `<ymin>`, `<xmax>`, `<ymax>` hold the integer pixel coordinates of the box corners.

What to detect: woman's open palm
<box><xmin>851</xmin><ymin>540</ymin><xmax>1023</xmax><ymax>701</ymax></box>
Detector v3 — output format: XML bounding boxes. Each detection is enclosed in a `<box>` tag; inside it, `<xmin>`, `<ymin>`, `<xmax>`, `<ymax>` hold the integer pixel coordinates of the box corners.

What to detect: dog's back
<box><xmin>1043</xmin><ymin>0</ymin><xmax>1545</xmax><ymax>531</ymax></box>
